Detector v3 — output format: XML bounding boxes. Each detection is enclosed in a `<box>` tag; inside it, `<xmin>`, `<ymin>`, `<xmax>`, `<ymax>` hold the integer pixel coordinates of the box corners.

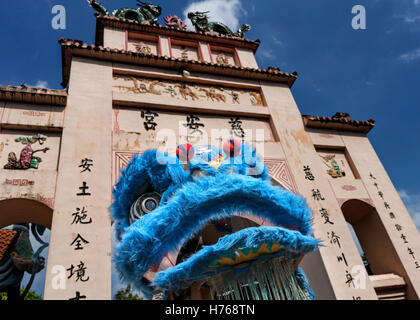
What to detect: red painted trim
<box><xmin>234</xmin><ymin>47</ymin><xmax>243</xmax><ymax>68</ymax></box>
<box><xmin>169</xmin><ymin>38</ymin><xmax>204</xmax><ymax>61</ymax></box>
<box><xmin>168</xmin><ymin>37</ymin><xmax>173</xmax><ymax>58</ymax></box>
<box><xmin>158</xmin><ymin>35</ymin><xmax>162</xmax><ymax>56</ymax></box>
<box><xmin>197</xmin><ymin>42</ymin><xmax>205</xmax><ymax>62</ymax></box>
<box><xmin>98</xmin><ymin>15</ymin><xmax>260</xmax><ymax>51</ymax></box>
<box><xmin>207</xmin><ymin>43</ymin><xmax>214</xmax><ymax>63</ymax></box>
<box><xmin>127</xmin><ymin>31</ymin><xmax>161</xmax><ymax>54</ymax></box>
<box><xmin>125</xmin><ymin>30</ymin><xmax>128</xmax><ymax>51</ymax></box>
<box><xmin>209</xmin><ymin>44</ymin><xmax>242</xmax><ymax>67</ymax></box>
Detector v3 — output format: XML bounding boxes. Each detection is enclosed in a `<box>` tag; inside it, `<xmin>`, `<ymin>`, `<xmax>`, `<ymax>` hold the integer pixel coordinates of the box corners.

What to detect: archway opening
<box><xmin>0</xmin><ymin>198</ymin><xmax>53</xmax><ymax>300</ymax></box>
<box><xmin>341</xmin><ymin>199</ymin><xmax>416</xmax><ymax>300</ymax></box>
<box><xmin>346</xmin><ymin>222</ymin><xmax>373</xmax><ymax>275</ymax></box>
<box><xmin>0</xmin><ymin>198</ymin><xmax>53</xmax><ymax>229</ymax></box>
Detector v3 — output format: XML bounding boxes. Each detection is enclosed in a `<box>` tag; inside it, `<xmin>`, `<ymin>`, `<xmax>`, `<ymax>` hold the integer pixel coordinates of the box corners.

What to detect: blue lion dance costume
<box><xmin>111</xmin><ymin>141</ymin><xmax>320</xmax><ymax>300</ymax></box>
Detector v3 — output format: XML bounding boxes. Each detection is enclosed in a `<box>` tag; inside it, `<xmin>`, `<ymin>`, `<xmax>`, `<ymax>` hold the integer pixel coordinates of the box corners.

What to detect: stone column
<box><xmin>44</xmin><ymin>57</ymin><xmax>113</xmax><ymax>300</ymax></box>
<box><xmin>261</xmin><ymin>82</ymin><xmax>378</xmax><ymax>300</ymax></box>
<box><xmin>343</xmin><ymin>133</ymin><xmax>420</xmax><ymax>299</ymax></box>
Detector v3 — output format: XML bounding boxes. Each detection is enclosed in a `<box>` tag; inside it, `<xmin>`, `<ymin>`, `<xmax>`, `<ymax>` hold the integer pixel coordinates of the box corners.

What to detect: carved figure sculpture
<box><xmin>199</xmin><ymin>88</ymin><xmax>226</xmax><ymax>102</ymax></box>
<box><xmin>4</xmin><ymin>134</ymin><xmax>50</xmax><ymax>170</ymax></box>
<box><xmin>175</xmin><ymin>84</ymin><xmax>200</xmax><ymax>101</ymax></box>
<box><xmin>187</xmin><ymin>11</ymin><xmax>250</xmax><ymax>38</ymax></box>
<box><xmin>164</xmin><ymin>15</ymin><xmax>187</xmax><ymax>30</ymax></box>
<box><xmin>86</xmin><ymin>0</ymin><xmax>109</xmax><ymax>16</ymax></box>
<box><xmin>250</xmin><ymin>92</ymin><xmax>263</xmax><ymax>106</ymax></box>
<box><xmin>87</xmin><ymin>0</ymin><xmax>162</xmax><ymax>24</ymax></box>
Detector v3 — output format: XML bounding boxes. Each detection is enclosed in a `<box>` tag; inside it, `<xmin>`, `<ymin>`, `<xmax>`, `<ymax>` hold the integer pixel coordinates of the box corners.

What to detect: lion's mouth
<box><xmin>175</xmin><ymin>213</ymin><xmax>295</xmax><ymax>265</ymax></box>
<box><xmin>143</xmin><ymin>211</ymin><xmax>308</xmax><ymax>293</ymax></box>
<box><xmin>149</xmin><ymin>215</ymin><xmax>317</xmax><ymax>300</ymax></box>
<box><xmin>142</xmin><ymin>214</ymin><xmax>265</xmax><ymax>282</ymax></box>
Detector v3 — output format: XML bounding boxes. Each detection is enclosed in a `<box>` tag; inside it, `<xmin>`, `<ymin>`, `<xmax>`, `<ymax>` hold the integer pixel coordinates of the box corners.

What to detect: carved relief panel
<box><xmin>127</xmin><ymin>32</ymin><xmax>160</xmax><ymax>55</ymax></box>
<box><xmin>170</xmin><ymin>39</ymin><xmax>201</xmax><ymax>61</ymax></box>
<box><xmin>316</xmin><ymin>148</ymin><xmax>357</xmax><ymax>179</ymax></box>
<box><xmin>0</xmin><ymin>130</ymin><xmax>61</xmax><ymax>208</ymax></box>
<box><xmin>112</xmin><ymin>75</ymin><xmax>264</xmax><ymax>107</ymax></box>
<box><xmin>210</xmin><ymin>46</ymin><xmax>238</xmax><ymax>66</ymax></box>
<box><xmin>127</xmin><ymin>39</ymin><xmax>159</xmax><ymax>55</ymax></box>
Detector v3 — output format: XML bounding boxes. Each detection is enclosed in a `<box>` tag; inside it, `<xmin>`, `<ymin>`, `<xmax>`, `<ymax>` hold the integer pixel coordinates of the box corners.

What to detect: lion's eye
<box><xmin>129</xmin><ymin>192</ymin><xmax>161</xmax><ymax>224</ymax></box>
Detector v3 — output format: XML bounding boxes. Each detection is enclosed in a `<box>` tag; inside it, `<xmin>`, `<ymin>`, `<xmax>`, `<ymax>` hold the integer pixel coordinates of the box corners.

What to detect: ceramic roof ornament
<box><xmin>87</xmin><ymin>0</ymin><xmax>162</xmax><ymax>25</ymax></box>
<box><xmin>187</xmin><ymin>11</ymin><xmax>251</xmax><ymax>38</ymax></box>
<box><xmin>164</xmin><ymin>15</ymin><xmax>187</xmax><ymax>30</ymax></box>
<box><xmin>86</xmin><ymin>0</ymin><xmax>109</xmax><ymax>16</ymax></box>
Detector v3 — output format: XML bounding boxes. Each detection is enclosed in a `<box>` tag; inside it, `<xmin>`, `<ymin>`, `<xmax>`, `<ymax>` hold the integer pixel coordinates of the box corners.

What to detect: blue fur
<box><xmin>111</xmin><ymin>144</ymin><xmax>319</xmax><ymax>299</ymax></box>
<box><xmin>152</xmin><ymin>226</ymin><xmax>319</xmax><ymax>292</ymax></box>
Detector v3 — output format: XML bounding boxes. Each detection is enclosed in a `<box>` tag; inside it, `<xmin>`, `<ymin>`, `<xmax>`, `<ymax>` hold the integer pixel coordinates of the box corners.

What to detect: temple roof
<box><xmin>94</xmin><ymin>14</ymin><xmax>260</xmax><ymax>52</ymax></box>
<box><xmin>0</xmin><ymin>84</ymin><xmax>67</xmax><ymax>106</ymax></box>
<box><xmin>59</xmin><ymin>38</ymin><xmax>297</xmax><ymax>88</ymax></box>
<box><xmin>302</xmin><ymin>112</ymin><xmax>375</xmax><ymax>134</ymax></box>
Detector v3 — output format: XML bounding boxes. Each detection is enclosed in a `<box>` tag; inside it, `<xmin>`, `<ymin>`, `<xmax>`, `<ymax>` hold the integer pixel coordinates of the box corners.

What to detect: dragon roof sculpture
<box><xmin>111</xmin><ymin>141</ymin><xmax>319</xmax><ymax>300</ymax></box>
<box><xmin>87</xmin><ymin>1</ymin><xmax>251</xmax><ymax>38</ymax></box>
<box><xmin>187</xmin><ymin>11</ymin><xmax>251</xmax><ymax>38</ymax></box>
<box><xmin>87</xmin><ymin>0</ymin><xmax>162</xmax><ymax>24</ymax></box>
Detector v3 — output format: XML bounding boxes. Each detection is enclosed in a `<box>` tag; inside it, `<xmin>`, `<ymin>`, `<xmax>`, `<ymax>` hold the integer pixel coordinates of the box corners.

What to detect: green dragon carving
<box><xmin>187</xmin><ymin>11</ymin><xmax>251</xmax><ymax>38</ymax></box>
<box><xmin>86</xmin><ymin>0</ymin><xmax>108</xmax><ymax>16</ymax></box>
<box><xmin>87</xmin><ymin>0</ymin><xmax>162</xmax><ymax>24</ymax></box>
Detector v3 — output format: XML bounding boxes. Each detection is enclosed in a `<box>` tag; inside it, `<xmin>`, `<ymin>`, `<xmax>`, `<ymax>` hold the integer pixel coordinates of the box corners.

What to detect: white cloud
<box><xmin>183</xmin><ymin>0</ymin><xmax>247</xmax><ymax>32</ymax></box>
<box><xmin>250</xmin><ymin>4</ymin><xmax>256</xmax><ymax>15</ymax></box>
<box><xmin>34</xmin><ymin>80</ymin><xmax>49</xmax><ymax>89</ymax></box>
<box><xmin>399</xmin><ymin>48</ymin><xmax>420</xmax><ymax>63</ymax></box>
<box><xmin>404</xmin><ymin>15</ymin><xmax>420</xmax><ymax>23</ymax></box>
<box><xmin>313</xmin><ymin>84</ymin><xmax>321</xmax><ymax>93</ymax></box>
<box><xmin>392</xmin><ymin>0</ymin><xmax>420</xmax><ymax>24</ymax></box>
<box><xmin>259</xmin><ymin>48</ymin><xmax>275</xmax><ymax>60</ymax></box>
<box><xmin>272</xmin><ymin>36</ymin><xmax>284</xmax><ymax>47</ymax></box>
<box><xmin>398</xmin><ymin>189</ymin><xmax>420</xmax><ymax>232</ymax></box>
<box><xmin>394</xmin><ymin>13</ymin><xmax>420</xmax><ymax>23</ymax></box>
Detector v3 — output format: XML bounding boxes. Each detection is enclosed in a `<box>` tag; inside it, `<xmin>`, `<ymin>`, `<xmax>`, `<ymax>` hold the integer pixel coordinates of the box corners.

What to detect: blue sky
<box><xmin>1</xmin><ymin>0</ymin><xmax>420</xmax><ymax>297</ymax></box>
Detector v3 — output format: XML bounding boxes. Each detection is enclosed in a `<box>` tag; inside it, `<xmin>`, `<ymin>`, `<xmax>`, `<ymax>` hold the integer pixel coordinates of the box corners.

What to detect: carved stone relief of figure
<box><xmin>250</xmin><ymin>92</ymin><xmax>263</xmax><ymax>106</ymax></box>
<box><xmin>113</xmin><ymin>76</ymin><xmax>265</xmax><ymax>107</ymax></box>
<box><xmin>175</xmin><ymin>84</ymin><xmax>200</xmax><ymax>101</ymax></box>
<box><xmin>3</xmin><ymin>134</ymin><xmax>50</xmax><ymax>170</ymax></box>
<box><xmin>319</xmin><ymin>154</ymin><xmax>346</xmax><ymax>178</ymax></box>
<box><xmin>135</xmin><ymin>42</ymin><xmax>152</xmax><ymax>55</ymax></box>
<box><xmin>199</xmin><ymin>88</ymin><xmax>226</xmax><ymax>102</ymax></box>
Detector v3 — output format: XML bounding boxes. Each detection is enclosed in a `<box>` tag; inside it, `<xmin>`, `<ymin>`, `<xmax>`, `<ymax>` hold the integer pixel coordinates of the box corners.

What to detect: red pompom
<box><xmin>176</xmin><ymin>143</ymin><xmax>195</xmax><ymax>162</ymax></box>
<box><xmin>223</xmin><ymin>139</ymin><xmax>241</xmax><ymax>158</ymax></box>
